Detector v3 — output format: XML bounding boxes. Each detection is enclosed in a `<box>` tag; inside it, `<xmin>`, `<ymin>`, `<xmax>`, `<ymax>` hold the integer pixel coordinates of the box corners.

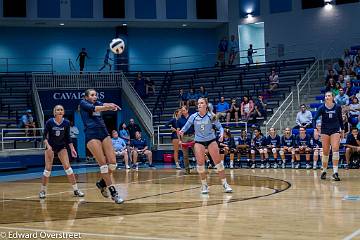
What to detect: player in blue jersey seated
<box><xmin>280</xmin><ymin>128</ymin><xmax>296</xmax><ymax>169</ymax></box>
<box><xmin>313</xmin><ymin>122</ymin><xmax>323</xmax><ymax>170</ymax></box>
<box><xmin>39</xmin><ymin>105</ymin><xmax>84</xmax><ymax>199</ymax></box>
<box><xmin>294</xmin><ymin>127</ymin><xmax>313</xmax><ymax>169</ymax></box>
<box><xmin>236</xmin><ymin>130</ymin><xmax>251</xmax><ymax>167</ymax></box>
<box><xmin>250</xmin><ymin>128</ymin><xmax>266</xmax><ymax>169</ymax></box>
<box><xmin>130</xmin><ymin>131</ymin><xmax>155</xmax><ymax>170</ymax></box>
<box><xmin>219</xmin><ymin>128</ymin><xmax>236</xmax><ymax>169</ymax></box>
<box><xmin>264</xmin><ymin>127</ymin><xmax>281</xmax><ymax>169</ymax></box>
<box><xmin>179</xmin><ymin>97</ymin><xmax>232</xmax><ymax>194</ymax></box>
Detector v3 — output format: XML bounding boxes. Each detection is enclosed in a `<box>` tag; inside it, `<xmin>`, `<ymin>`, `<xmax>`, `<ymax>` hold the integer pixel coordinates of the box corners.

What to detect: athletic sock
<box><xmin>72</xmin><ymin>184</ymin><xmax>78</xmax><ymax>191</ymax></box>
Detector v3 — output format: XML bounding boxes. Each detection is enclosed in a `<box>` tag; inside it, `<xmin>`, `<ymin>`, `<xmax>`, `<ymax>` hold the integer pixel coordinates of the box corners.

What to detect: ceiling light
<box><xmin>182</xmin><ymin>24</ymin><xmax>187</xmax><ymax>27</ymax></box>
<box><xmin>59</xmin><ymin>23</ymin><xmax>65</xmax><ymax>26</ymax></box>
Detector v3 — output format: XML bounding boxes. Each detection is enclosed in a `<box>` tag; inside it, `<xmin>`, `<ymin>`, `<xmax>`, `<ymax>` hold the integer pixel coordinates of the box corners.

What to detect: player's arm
<box><xmin>43</xmin><ymin>122</ymin><xmax>51</xmax><ymax>150</ymax></box>
<box><xmin>213</xmin><ymin>119</ymin><xmax>224</xmax><ymax>141</ymax></box>
<box><xmin>179</xmin><ymin>115</ymin><xmax>195</xmax><ymax>135</ymax></box>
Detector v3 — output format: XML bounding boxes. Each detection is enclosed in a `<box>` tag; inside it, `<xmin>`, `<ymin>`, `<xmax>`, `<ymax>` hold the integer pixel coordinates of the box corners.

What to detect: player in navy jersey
<box><xmin>179</xmin><ymin>98</ymin><xmax>232</xmax><ymax>194</ymax></box>
<box><xmin>219</xmin><ymin>128</ymin><xmax>236</xmax><ymax>169</ymax></box>
<box><xmin>80</xmin><ymin>89</ymin><xmax>123</xmax><ymax>204</ymax></box>
<box><xmin>177</xmin><ymin>105</ymin><xmax>195</xmax><ymax>174</ymax></box>
<box><xmin>166</xmin><ymin>109</ymin><xmax>182</xmax><ymax>169</ymax></box>
<box><xmin>250</xmin><ymin>128</ymin><xmax>266</xmax><ymax>169</ymax></box>
<box><xmin>313</xmin><ymin>122</ymin><xmax>323</xmax><ymax>170</ymax></box>
<box><xmin>236</xmin><ymin>130</ymin><xmax>251</xmax><ymax>167</ymax></box>
<box><xmin>264</xmin><ymin>128</ymin><xmax>281</xmax><ymax>168</ymax></box>
<box><xmin>313</xmin><ymin>92</ymin><xmax>344</xmax><ymax>181</ymax></box>
<box><xmin>280</xmin><ymin>128</ymin><xmax>295</xmax><ymax>169</ymax></box>
<box><xmin>39</xmin><ymin>105</ymin><xmax>84</xmax><ymax>199</ymax></box>
<box><xmin>294</xmin><ymin>127</ymin><xmax>313</xmax><ymax>169</ymax></box>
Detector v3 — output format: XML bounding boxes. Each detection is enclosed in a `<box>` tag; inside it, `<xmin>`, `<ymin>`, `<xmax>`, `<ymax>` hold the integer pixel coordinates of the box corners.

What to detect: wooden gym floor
<box><xmin>0</xmin><ymin>167</ymin><xmax>360</xmax><ymax>239</ymax></box>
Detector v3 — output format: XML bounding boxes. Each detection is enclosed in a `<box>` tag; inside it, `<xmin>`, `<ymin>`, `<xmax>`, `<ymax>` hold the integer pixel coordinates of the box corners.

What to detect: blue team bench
<box><xmin>291</xmin><ymin>128</ymin><xmax>314</xmax><ymax>136</ymax></box>
<box><xmin>315</xmin><ymin>95</ymin><xmax>324</xmax><ymax>101</ymax></box>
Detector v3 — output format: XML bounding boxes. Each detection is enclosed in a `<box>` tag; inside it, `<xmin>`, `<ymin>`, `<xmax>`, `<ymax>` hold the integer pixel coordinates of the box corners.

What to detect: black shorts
<box><xmin>195</xmin><ymin>139</ymin><xmax>216</xmax><ymax>148</ymax></box>
<box><xmin>237</xmin><ymin>147</ymin><xmax>250</xmax><ymax>155</ymax></box>
<box><xmin>50</xmin><ymin>145</ymin><xmax>67</xmax><ymax>154</ymax></box>
<box><xmin>85</xmin><ymin>128</ymin><xmax>109</xmax><ymax>144</ymax></box>
<box><xmin>321</xmin><ymin>128</ymin><xmax>340</xmax><ymax>136</ymax></box>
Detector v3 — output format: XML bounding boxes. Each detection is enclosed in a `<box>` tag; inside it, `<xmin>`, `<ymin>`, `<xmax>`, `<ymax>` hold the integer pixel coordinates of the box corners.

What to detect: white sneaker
<box><xmin>266</xmin><ymin>163</ymin><xmax>270</xmax><ymax>169</ymax></box>
<box><xmin>201</xmin><ymin>184</ymin><xmax>209</xmax><ymax>194</ymax></box>
<box><xmin>175</xmin><ymin>164</ymin><xmax>181</xmax><ymax>169</ymax></box>
<box><xmin>229</xmin><ymin>161</ymin><xmax>234</xmax><ymax>169</ymax></box>
<box><xmin>291</xmin><ymin>163</ymin><xmax>295</xmax><ymax>169</ymax></box>
<box><xmin>306</xmin><ymin>164</ymin><xmax>311</xmax><ymax>169</ymax></box>
<box><xmin>295</xmin><ymin>163</ymin><xmax>300</xmax><ymax>169</ymax></box>
<box><xmin>273</xmin><ymin>163</ymin><xmax>278</xmax><ymax>169</ymax></box>
<box><xmin>74</xmin><ymin>190</ymin><xmax>85</xmax><ymax>197</ymax></box>
<box><xmin>223</xmin><ymin>183</ymin><xmax>233</xmax><ymax>193</ymax></box>
<box><xmin>313</xmin><ymin>164</ymin><xmax>317</xmax><ymax>170</ymax></box>
<box><xmin>39</xmin><ymin>191</ymin><xmax>46</xmax><ymax>199</ymax></box>
<box><xmin>126</xmin><ymin>165</ymin><xmax>130</xmax><ymax>169</ymax></box>
<box><xmin>251</xmin><ymin>163</ymin><xmax>255</xmax><ymax>169</ymax></box>
<box><xmin>281</xmin><ymin>163</ymin><xmax>285</xmax><ymax>169</ymax></box>
<box><xmin>111</xmin><ymin>193</ymin><xmax>124</xmax><ymax>204</ymax></box>
<box><xmin>260</xmin><ymin>164</ymin><xmax>265</xmax><ymax>169</ymax></box>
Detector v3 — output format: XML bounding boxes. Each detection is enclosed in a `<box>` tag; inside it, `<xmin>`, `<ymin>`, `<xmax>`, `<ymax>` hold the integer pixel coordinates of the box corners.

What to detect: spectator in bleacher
<box><xmin>325</xmin><ymin>78</ymin><xmax>337</xmax><ymax>94</ymax></box>
<box><xmin>76</xmin><ymin>48</ymin><xmax>89</xmax><ymax>73</ymax></box>
<box><xmin>119</xmin><ymin>122</ymin><xmax>132</xmax><ymax>163</ymax></box>
<box><xmin>349</xmin><ymin>96</ymin><xmax>360</xmax><ymax>119</ymax></box>
<box><xmin>69</xmin><ymin>121</ymin><xmax>79</xmax><ymax>161</ymax></box>
<box><xmin>344</xmin><ymin>127</ymin><xmax>360</xmax><ymax>170</ymax></box>
<box><xmin>240</xmin><ymin>96</ymin><xmax>254</xmax><ymax>121</ymax></box>
<box><xmin>251</xmin><ymin>95</ymin><xmax>267</xmax><ymax>120</ymax></box>
<box><xmin>134</xmin><ymin>72</ymin><xmax>146</xmax><ymax>98</ymax></box>
<box><xmin>216</xmin><ymin>37</ymin><xmax>228</xmax><ymax>67</ymax></box>
<box><xmin>345</xmin><ymin>81</ymin><xmax>357</xmax><ymax>98</ymax></box>
<box><xmin>324</xmin><ymin>63</ymin><xmax>335</xmax><ymax>79</ymax></box>
<box><xmin>294</xmin><ymin>126</ymin><xmax>313</xmax><ymax>169</ymax></box>
<box><xmin>128</xmin><ymin>118</ymin><xmax>142</xmax><ymax>140</ymax></box>
<box><xmin>343</xmin><ymin>49</ymin><xmax>353</xmax><ymax>68</ymax></box>
<box><xmin>333</xmin><ymin>59</ymin><xmax>345</xmax><ymax>75</ymax></box>
<box><xmin>19</xmin><ymin>109</ymin><xmax>36</xmax><ymax>137</ymax></box>
<box><xmin>187</xmin><ymin>88</ymin><xmax>198</xmax><ymax>107</ymax></box>
<box><xmin>226</xmin><ymin>98</ymin><xmax>239</xmax><ymax>125</ymax></box>
<box><xmin>111</xmin><ymin>130</ymin><xmax>130</xmax><ymax>169</ymax></box>
<box><xmin>197</xmin><ymin>85</ymin><xmax>208</xmax><ymax>100</ymax></box>
<box><xmin>131</xmin><ymin>131</ymin><xmax>154</xmax><ymax>169</ymax></box>
<box><xmin>268</xmin><ymin>69</ymin><xmax>279</xmax><ymax>93</ymax></box>
<box><xmin>247</xmin><ymin>44</ymin><xmax>257</xmax><ymax>64</ymax></box>
<box><xmin>145</xmin><ymin>77</ymin><xmax>155</xmax><ymax>96</ymax></box>
<box><xmin>294</xmin><ymin>104</ymin><xmax>313</xmax><ymax>129</ymax></box>
<box><xmin>228</xmin><ymin>35</ymin><xmax>239</xmax><ymax>66</ymax></box>
<box><xmin>178</xmin><ymin>88</ymin><xmax>188</xmax><ymax>107</ymax></box>
<box><xmin>343</xmin><ymin>69</ymin><xmax>351</xmax><ymax>84</ymax></box>
<box><xmin>354</xmin><ymin>50</ymin><xmax>360</xmax><ymax>66</ymax></box>
<box><xmin>216</xmin><ymin>96</ymin><xmax>230</xmax><ymax>121</ymax></box>
<box><xmin>325</xmin><ymin>70</ymin><xmax>338</xmax><ymax>85</ymax></box>
<box><xmin>338</xmin><ymin>74</ymin><xmax>346</xmax><ymax>89</ymax></box>
<box><xmin>335</xmin><ymin>88</ymin><xmax>350</xmax><ymax>106</ymax></box>
<box><xmin>354</xmin><ymin>62</ymin><xmax>360</xmax><ymax>80</ymax></box>
<box><xmin>334</xmin><ymin>82</ymin><xmax>341</xmax><ymax>96</ymax></box>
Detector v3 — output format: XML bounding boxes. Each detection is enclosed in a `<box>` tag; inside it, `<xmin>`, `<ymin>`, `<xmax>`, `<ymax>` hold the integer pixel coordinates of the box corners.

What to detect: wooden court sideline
<box><xmin>0</xmin><ymin>168</ymin><xmax>360</xmax><ymax>239</ymax></box>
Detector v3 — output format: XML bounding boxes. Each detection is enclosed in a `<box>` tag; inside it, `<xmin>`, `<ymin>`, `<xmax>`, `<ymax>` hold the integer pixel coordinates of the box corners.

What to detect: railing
<box><xmin>32</xmin><ymin>72</ymin><xmax>122</xmax><ymax>89</ymax></box>
<box><xmin>0</xmin><ymin>57</ymin><xmax>53</xmax><ymax>72</ymax></box>
<box><xmin>155</xmin><ymin>121</ymin><xmax>247</xmax><ymax>148</ymax></box>
<box><xmin>120</xmin><ymin>72</ymin><xmax>154</xmax><ymax>139</ymax></box>
<box><xmin>265</xmin><ymin>93</ymin><xmax>294</xmax><ymax>133</ymax></box>
<box><xmin>296</xmin><ymin>60</ymin><xmax>320</xmax><ymax>106</ymax></box>
<box><xmin>32</xmin><ymin>78</ymin><xmax>45</xmax><ymax>129</ymax></box>
<box><xmin>1</xmin><ymin>128</ymin><xmax>44</xmax><ymax>151</ymax></box>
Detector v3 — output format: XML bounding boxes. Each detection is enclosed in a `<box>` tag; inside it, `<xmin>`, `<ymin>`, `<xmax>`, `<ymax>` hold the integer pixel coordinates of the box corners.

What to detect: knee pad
<box><xmin>108</xmin><ymin>163</ymin><xmax>117</xmax><ymax>171</ymax></box>
<box><xmin>100</xmin><ymin>165</ymin><xmax>109</xmax><ymax>174</ymax></box>
<box><xmin>333</xmin><ymin>152</ymin><xmax>340</xmax><ymax>160</ymax></box>
<box><xmin>322</xmin><ymin>155</ymin><xmax>329</xmax><ymax>163</ymax></box>
<box><xmin>219</xmin><ymin>148</ymin><xmax>225</xmax><ymax>154</ymax></box>
<box><xmin>65</xmin><ymin>167</ymin><xmax>73</xmax><ymax>175</ymax></box>
<box><xmin>250</xmin><ymin>149</ymin><xmax>255</xmax><ymax>154</ymax></box>
<box><xmin>259</xmin><ymin>149</ymin><xmax>264</xmax><ymax>154</ymax></box>
<box><xmin>43</xmin><ymin>169</ymin><xmax>51</xmax><ymax>177</ymax></box>
<box><xmin>272</xmin><ymin>148</ymin><xmax>277</xmax><ymax>154</ymax></box>
<box><xmin>279</xmin><ymin>150</ymin><xmax>284</xmax><ymax>155</ymax></box>
<box><xmin>215</xmin><ymin>162</ymin><xmax>225</xmax><ymax>171</ymax></box>
<box><xmin>197</xmin><ymin>165</ymin><xmax>206</xmax><ymax>173</ymax></box>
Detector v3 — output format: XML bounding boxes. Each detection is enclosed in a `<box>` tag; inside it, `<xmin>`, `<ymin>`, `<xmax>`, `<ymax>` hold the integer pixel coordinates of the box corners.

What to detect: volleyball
<box><xmin>109</xmin><ymin>38</ymin><xmax>125</xmax><ymax>54</ymax></box>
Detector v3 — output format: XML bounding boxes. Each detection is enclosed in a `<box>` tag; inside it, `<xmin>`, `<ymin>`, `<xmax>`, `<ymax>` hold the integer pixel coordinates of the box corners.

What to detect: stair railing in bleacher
<box><xmin>1</xmin><ymin>128</ymin><xmax>44</xmax><ymax>151</ymax></box>
<box><xmin>120</xmin><ymin>72</ymin><xmax>154</xmax><ymax>140</ymax></box>
<box><xmin>32</xmin><ymin>78</ymin><xmax>45</xmax><ymax>129</ymax></box>
<box><xmin>296</xmin><ymin>60</ymin><xmax>320</xmax><ymax>106</ymax></box>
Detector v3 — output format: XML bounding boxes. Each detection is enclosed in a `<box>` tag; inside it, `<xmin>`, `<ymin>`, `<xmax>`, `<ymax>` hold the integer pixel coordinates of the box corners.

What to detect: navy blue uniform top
<box><xmin>166</xmin><ymin>118</ymin><xmax>179</xmax><ymax>139</ymax></box>
<box><xmin>238</xmin><ymin>136</ymin><xmax>251</xmax><ymax>146</ymax></box>
<box><xmin>346</xmin><ymin>133</ymin><xmax>360</xmax><ymax>146</ymax></box>
<box><xmin>295</xmin><ymin>134</ymin><xmax>312</xmax><ymax>148</ymax></box>
<box><xmin>79</xmin><ymin>99</ymin><xmax>106</xmax><ymax>131</ymax></box>
<box><xmin>265</xmin><ymin>135</ymin><xmax>281</xmax><ymax>148</ymax></box>
<box><xmin>252</xmin><ymin>135</ymin><xmax>266</xmax><ymax>148</ymax></box>
<box><xmin>281</xmin><ymin>135</ymin><xmax>295</xmax><ymax>147</ymax></box>
<box><xmin>313</xmin><ymin>132</ymin><xmax>322</xmax><ymax>148</ymax></box>
<box><xmin>131</xmin><ymin>138</ymin><xmax>148</xmax><ymax>150</ymax></box>
<box><xmin>43</xmin><ymin>118</ymin><xmax>72</xmax><ymax>147</ymax></box>
<box><xmin>221</xmin><ymin>137</ymin><xmax>236</xmax><ymax>148</ymax></box>
<box><xmin>177</xmin><ymin>115</ymin><xmax>195</xmax><ymax>135</ymax></box>
<box><xmin>313</xmin><ymin>104</ymin><xmax>344</xmax><ymax>131</ymax></box>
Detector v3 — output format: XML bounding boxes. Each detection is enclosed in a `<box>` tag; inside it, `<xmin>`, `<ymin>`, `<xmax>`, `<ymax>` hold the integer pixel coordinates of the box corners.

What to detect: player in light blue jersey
<box><xmin>179</xmin><ymin>98</ymin><xmax>233</xmax><ymax>194</ymax></box>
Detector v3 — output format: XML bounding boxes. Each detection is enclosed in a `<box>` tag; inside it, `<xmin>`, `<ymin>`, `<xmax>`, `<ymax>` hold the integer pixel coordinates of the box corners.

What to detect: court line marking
<box><xmin>0</xmin><ymin>226</ymin><xmax>178</xmax><ymax>240</ymax></box>
<box><xmin>343</xmin><ymin>228</ymin><xmax>360</xmax><ymax>240</ymax></box>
